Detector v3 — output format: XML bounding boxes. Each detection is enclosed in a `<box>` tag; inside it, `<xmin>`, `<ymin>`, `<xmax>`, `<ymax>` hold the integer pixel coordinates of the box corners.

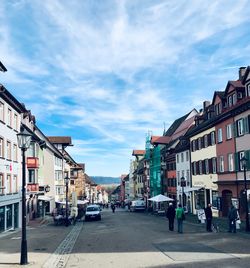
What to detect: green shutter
<box><xmin>233</xmin><ymin>122</ymin><xmax>237</xmax><ymax>137</ymax></box>
<box><xmin>244</xmin><ymin>116</ymin><xmax>250</xmax><ymax>134</ymax></box>
<box><xmin>234</xmin><ymin>152</ymin><xmax>239</xmax><ymax>172</ymax></box>
<box><xmin>245</xmin><ymin>150</ymin><xmax>250</xmax><ymax>170</ymax></box>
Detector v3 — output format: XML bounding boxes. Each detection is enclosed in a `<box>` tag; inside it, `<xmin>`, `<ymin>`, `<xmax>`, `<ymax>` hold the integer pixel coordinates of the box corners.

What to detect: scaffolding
<box><xmin>145</xmin><ymin>132</ymin><xmax>161</xmax><ymax>197</ymax></box>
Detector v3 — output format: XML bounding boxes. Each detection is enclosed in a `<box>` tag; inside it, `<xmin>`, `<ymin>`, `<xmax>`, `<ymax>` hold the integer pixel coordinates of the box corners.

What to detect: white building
<box><xmin>0</xmin><ymin>84</ymin><xmax>26</xmax><ymax>232</ymax></box>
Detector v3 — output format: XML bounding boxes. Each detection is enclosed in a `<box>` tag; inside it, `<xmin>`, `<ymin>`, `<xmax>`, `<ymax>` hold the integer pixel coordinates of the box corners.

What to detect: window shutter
<box><xmin>244</xmin><ymin>117</ymin><xmax>249</xmax><ymax>134</ymax></box>
<box><xmin>233</xmin><ymin>122</ymin><xmax>237</xmax><ymax>137</ymax></box>
<box><xmin>195</xmin><ymin>139</ymin><xmax>198</xmax><ymax>150</ymax></box>
<box><xmin>209</xmin><ymin>158</ymin><xmax>212</xmax><ymax>173</ymax></box>
<box><xmin>201</xmin><ymin>137</ymin><xmax>204</xmax><ymax>148</ymax></box>
<box><xmin>245</xmin><ymin>150</ymin><xmax>250</xmax><ymax>170</ymax></box>
<box><xmin>208</xmin><ymin>133</ymin><xmax>211</xmax><ymax>146</ymax></box>
<box><xmin>234</xmin><ymin>152</ymin><xmax>239</xmax><ymax>172</ymax></box>
<box><xmin>202</xmin><ymin>160</ymin><xmax>206</xmax><ymax>174</ymax></box>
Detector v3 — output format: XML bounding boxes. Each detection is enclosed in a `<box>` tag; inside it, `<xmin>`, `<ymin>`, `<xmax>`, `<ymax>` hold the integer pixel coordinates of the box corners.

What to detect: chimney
<box><xmin>239</xmin><ymin>67</ymin><xmax>246</xmax><ymax>80</ymax></box>
<box><xmin>203</xmin><ymin>101</ymin><xmax>211</xmax><ymax>111</ymax></box>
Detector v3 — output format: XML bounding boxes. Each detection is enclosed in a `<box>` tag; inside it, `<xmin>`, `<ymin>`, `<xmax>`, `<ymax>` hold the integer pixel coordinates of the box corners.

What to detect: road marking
<box><xmin>42</xmin><ymin>223</ymin><xmax>82</xmax><ymax>268</ymax></box>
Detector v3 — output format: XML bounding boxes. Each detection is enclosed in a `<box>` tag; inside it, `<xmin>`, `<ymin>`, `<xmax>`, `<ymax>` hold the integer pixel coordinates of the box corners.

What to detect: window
<box><xmin>181</xmin><ymin>153</ymin><xmax>184</xmax><ymax>162</ymax></box>
<box><xmin>186</xmin><ymin>151</ymin><xmax>189</xmax><ymax>162</ymax></box>
<box><xmin>204</xmin><ymin>135</ymin><xmax>208</xmax><ymax>147</ymax></box>
<box><xmin>217</xmin><ymin>128</ymin><xmax>223</xmax><ymax>143</ymax></box>
<box><xmin>212</xmin><ymin>157</ymin><xmax>217</xmax><ymax>174</ymax></box>
<box><xmin>226</xmin><ymin>124</ymin><xmax>232</xmax><ymax>139</ymax></box>
<box><xmin>211</xmin><ymin>131</ymin><xmax>216</xmax><ymax>145</ymax></box>
<box><xmin>13</xmin><ymin>144</ymin><xmax>17</xmax><ymax>162</ymax></box>
<box><xmin>215</xmin><ymin>103</ymin><xmax>222</xmax><ymax>115</ymax></box>
<box><xmin>0</xmin><ymin>101</ymin><xmax>4</xmax><ymax>122</ymax></box>
<box><xmin>198</xmin><ymin>138</ymin><xmax>202</xmax><ymax>150</ymax></box>
<box><xmin>28</xmin><ymin>169</ymin><xmax>37</xmax><ymax>183</ymax></box>
<box><xmin>176</xmin><ymin>154</ymin><xmax>179</xmax><ymax>163</ymax></box>
<box><xmin>205</xmin><ymin>159</ymin><xmax>209</xmax><ymax>174</ymax></box>
<box><xmin>6</xmin><ymin>141</ymin><xmax>11</xmax><ymax>160</ymax></box>
<box><xmin>199</xmin><ymin>160</ymin><xmax>203</xmax><ymax>174</ymax></box>
<box><xmin>248</xmin><ymin>84</ymin><xmax>250</xmax><ymax>96</ymax></box>
<box><xmin>12</xmin><ymin>175</ymin><xmax>18</xmax><ymax>193</ymax></box>
<box><xmin>228</xmin><ymin>95</ymin><xmax>232</xmax><ymax>107</ymax></box>
<box><xmin>27</xmin><ymin>142</ymin><xmax>36</xmax><ymax>157</ymax></box>
<box><xmin>7</xmin><ymin>108</ymin><xmax>12</xmax><ymax>127</ymax></box>
<box><xmin>192</xmin><ymin>162</ymin><xmax>197</xmax><ymax>175</ymax></box>
<box><xmin>239</xmin><ymin>151</ymin><xmax>245</xmax><ymax>171</ymax></box>
<box><xmin>56</xmin><ymin>186</ymin><xmax>64</xmax><ymax>195</ymax></box>
<box><xmin>6</xmin><ymin>174</ymin><xmax>11</xmax><ymax>194</ymax></box>
<box><xmin>237</xmin><ymin>119</ymin><xmax>244</xmax><ymax>136</ymax></box>
<box><xmin>181</xmin><ymin>170</ymin><xmax>185</xmax><ymax>178</ymax></box>
<box><xmin>212</xmin><ymin>191</ymin><xmax>219</xmax><ymax>209</ymax></box>
<box><xmin>177</xmin><ymin>171</ymin><xmax>180</xmax><ymax>185</ymax></box>
<box><xmin>0</xmin><ymin>173</ymin><xmax>4</xmax><ymax>195</ymax></box>
<box><xmin>186</xmin><ymin>170</ymin><xmax>190</xmax><ymax>186</ymax></box>
<box><xmin>13</xmin><ymin>114</ymin><xmax>18</xmax><ymax>131</ymax></box>
<box><xmin>228</xmin><ymin>153</ymin><xmax>234</xmax><ymax>172</ymax></box>
<box><xmin>219</xmin><ymin>156</ymin><xmax>224</xmax><ymax>172</ymax></box>
<box><xmin>232</xmin><ymin>93</ymin><xmax>237</xmax><ymax>104</ymax></box>
<box><xmin>192</xmin><ymin>140</ymin><xmax>196</xmax><ymax>151</ymax></box>
<box><xmin>0</xmin><ymin>137</ymin><xmax>4</xmax><ymax>158</ymax></box>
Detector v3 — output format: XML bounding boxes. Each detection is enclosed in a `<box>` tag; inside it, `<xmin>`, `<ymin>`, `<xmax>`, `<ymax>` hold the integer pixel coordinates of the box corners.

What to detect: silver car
<box><xmin>85</xmin><ymin>205</ymin><xmax>102</xmax><ymax>221</ymax></box>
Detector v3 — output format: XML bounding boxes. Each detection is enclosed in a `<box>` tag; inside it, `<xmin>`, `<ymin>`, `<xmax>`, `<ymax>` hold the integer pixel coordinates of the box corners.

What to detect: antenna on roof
<box><xmin>163</xmin><ymin>122</ymin><xmax>166</xmax><ymax>135</ymax></box>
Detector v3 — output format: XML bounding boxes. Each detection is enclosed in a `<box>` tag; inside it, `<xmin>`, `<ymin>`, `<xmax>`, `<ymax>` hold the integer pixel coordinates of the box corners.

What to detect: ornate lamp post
<box><xmin>240</xmin><ymin>156</ymin><xmax>250</xmax><ymax>232</ymax></box>
<box><xmin>17</xmin><ymin>126</ymin><xmax>32</xmax><ymax>265</ymax></box>
<box><xmin>180</xmin><ymin>177</ymin><xmax>186</xmax><ymax>208</ymax></box>
<box><xmin>64</xmin><ymin>176</ymin><xmax>70</xmax><ymax>227</ymax></box>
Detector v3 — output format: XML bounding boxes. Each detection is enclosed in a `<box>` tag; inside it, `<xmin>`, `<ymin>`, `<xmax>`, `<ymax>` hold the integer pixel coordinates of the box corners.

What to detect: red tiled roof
<box><xmin>150</xmin><ymin>136</ymin><xmax>170</xmax><ymax>145</ymax></box>
<box><xmin>132</xmin><ymin>150</ymin><xmax>145</xmax><ymax>156</ymax></box>
<box><xmin>47</xmin><ymin>136</ymin><xmax>72</xmax><ymax>145</ymax></box>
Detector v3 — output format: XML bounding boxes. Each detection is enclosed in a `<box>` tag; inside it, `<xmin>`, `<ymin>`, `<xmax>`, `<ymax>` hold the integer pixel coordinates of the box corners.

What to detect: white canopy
<box><xmin>148</xmin><ymin>194</ymin><xmax>174</xmax><ymax>202</ymax></box>
<box><xmin>38</xmin><ymin>195</ymin><xmax>54</xmax><ymax>201</ymax></box>
<box><xmin>56</xmin><ymin>200</ymin><xmax>89</xmax><ymax>205</ymax></box>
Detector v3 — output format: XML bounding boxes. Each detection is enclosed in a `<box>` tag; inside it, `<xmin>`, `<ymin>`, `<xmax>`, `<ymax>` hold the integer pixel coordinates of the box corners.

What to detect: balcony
<box><xmin>27</xmin><ymin>157</ymin><xmax>39</xmax><ymax>168</ymax></box>
<box><xmin>27</xmin><ymin>183</ymin><xmax>39</xmax><ymax>192</ymax></box>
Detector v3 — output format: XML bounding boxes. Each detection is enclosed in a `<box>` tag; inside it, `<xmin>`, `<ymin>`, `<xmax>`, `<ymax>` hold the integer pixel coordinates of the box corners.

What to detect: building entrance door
<box><xmin>222</xmin><ymin>190</ymin><xmax>232</xmax><ymax>217</ymax></box>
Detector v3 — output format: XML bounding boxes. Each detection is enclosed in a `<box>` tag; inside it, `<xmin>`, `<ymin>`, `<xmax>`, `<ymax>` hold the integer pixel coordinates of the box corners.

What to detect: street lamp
<box><xmin>17</xmin><ymin>126</ymin><xmax>32</xmax><ymax>265</ymax></box>
<box><xmin>44</xmin><ymin>185</ymin><xmax>50</xmax><ymax>193</ymax></box>
<box><xmin>64</xmin><ymin>176</ymin><xmax>70</xmax><ymax>227</ymax></box>
<box><xmin>180</xmin><ymin>177</ymin><xmax>186</xmax><ymax>208</ymax></box>
<box><xmin>240</xmin><ymin>156</ymin><xmax>250</xmax><ymax>232</ymax></box>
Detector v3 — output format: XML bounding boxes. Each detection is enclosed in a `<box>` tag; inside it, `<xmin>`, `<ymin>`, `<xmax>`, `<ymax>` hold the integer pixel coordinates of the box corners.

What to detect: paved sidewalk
<box><xmin>0</xmin><ymin>216</ymin><xmax>73</xmax><ymax>268</ymax></box>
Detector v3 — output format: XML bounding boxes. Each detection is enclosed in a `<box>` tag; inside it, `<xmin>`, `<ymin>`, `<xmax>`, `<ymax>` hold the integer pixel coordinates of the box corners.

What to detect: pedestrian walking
<box><xmin>176</xmin><ymin>204</ymin><xmax>185</xmax><ymax>233</ymax></box>
<box><xmin>166</xmin><ymin>203</ymin><xmax>175</xmax><ymax>231</ymax></box>
<box><xmin>228</xmin><ymin>204</ymin><xmax>237</xmax><ymax>233</ymax></box>
<box><xmin>204</xmin><ymin>203</ymin><xmax>213</xmax><ymax>232</ymax></box>
<box><xmin>111</xmin><ymin>203</ymin><xmax>116</xmax><ymax>213</ymax></box>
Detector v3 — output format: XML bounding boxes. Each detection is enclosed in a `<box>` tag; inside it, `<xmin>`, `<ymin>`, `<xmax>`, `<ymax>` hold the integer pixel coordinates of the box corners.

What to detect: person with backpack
<box><xmin>176</xmin><ymin>204</ymin><xmax>185</xmax><ymax>233</ymax></box>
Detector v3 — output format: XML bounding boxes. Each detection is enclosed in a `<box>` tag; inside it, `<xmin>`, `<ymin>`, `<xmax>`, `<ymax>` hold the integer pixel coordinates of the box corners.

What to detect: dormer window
<box><xmin>215</xmin><ymin>103</ymin><xmax>222</xmax><ymax>115</ymax></box>
<box><xmin>232</xmin><ymin>93</ymin><xmax>237</xmax><ymax>105</ymax></box>
<box><xmin>247</xmin><ymin>84</ymin><xmax>250</xmax><ymax>96</ymax></box>
<box><xmin>228</xmin><ymin>96</ymin><xmax>233</xmax><ymax>107</ymax></box>
<box><xmin>237</xmin><ymin>92</ymin><xmax>243</xmax><ymax>100</ymax></box>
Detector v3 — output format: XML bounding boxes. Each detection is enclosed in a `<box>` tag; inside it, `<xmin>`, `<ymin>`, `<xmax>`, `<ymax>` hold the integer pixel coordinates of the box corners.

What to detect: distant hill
<box><xmin>91</xmin><ymin>176</ymin><xmax>120</xmax><ymax>185</ymax></box>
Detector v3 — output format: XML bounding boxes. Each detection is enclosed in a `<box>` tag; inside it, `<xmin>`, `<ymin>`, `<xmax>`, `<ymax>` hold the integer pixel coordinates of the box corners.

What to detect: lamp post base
<box><xmin>20</xmin><ymin>239</ymin><xmax>28</xmax><ymax>265</ymax></box>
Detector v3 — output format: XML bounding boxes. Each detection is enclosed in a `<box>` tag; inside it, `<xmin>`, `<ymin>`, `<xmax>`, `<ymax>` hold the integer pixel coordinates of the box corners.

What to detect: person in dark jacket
<box><xmin>205</xmin><ymin>203</ymin><xmax>213</xmax><ymax>232</ymax></box>
<box><xmin>166</xmin><ymin>203</ymin><xmax>175</xmax><ymax>231</ymax></box>
<box><xmin>228</xmin><ymin>205</ymin><xmax>237</xmax><ymax>233</ymax></box>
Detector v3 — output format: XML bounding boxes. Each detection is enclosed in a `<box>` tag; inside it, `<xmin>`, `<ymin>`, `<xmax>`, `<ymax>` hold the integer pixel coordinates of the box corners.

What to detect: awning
<box><xmin>56</xmin><ymin>200</ymin><xmax>89</xmax><ymax>205</ymax></box>
<box><xmin>38</xmin><ymin>195</ymin><xmax>54</xmax><ymax>201</ymax></box>
<box><xmin>185</xmin><ymin>187</ymin><xmax>203</xmax><ymax>192</ymax></box>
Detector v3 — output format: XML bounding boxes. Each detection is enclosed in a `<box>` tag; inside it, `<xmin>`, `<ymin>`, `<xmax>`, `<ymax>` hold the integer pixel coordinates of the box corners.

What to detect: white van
<box><xmin>130</xmin><ymin>200</ymin><xmax>146</xmax><ymax>212</ymax></box>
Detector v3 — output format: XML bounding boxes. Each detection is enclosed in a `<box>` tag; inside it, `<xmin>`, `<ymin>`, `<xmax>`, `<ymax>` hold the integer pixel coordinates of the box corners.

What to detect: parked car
<box><xmin>85</xmin><ymin>205</ymin><xmax>102</xmax><ymax>221</ymax></box>
<box><xmin>130</xmin><ymin>200</ymin><xmax>146</xmax><ymax>212</ymax></box>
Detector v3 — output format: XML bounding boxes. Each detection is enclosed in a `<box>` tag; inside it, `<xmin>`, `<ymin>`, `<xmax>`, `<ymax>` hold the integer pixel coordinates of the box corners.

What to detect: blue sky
<box><xmin>1</xmin><ymin>0</ymin><xmax>250</xmax><ymax>177</ymax></box>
